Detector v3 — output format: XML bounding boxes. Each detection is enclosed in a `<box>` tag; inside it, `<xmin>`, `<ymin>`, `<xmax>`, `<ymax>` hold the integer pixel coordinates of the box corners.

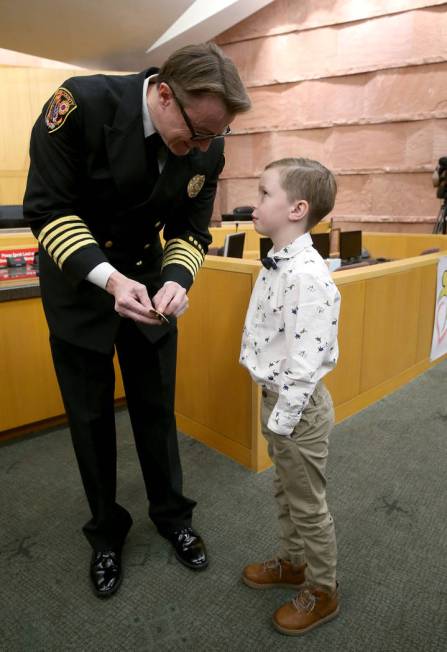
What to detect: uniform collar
<box><xmin>269</xmin><ymin>232</ymin><xmax>313</xmax><ymax>261</ymax></box>
<box><xmin>142</xmin><ymin>74</ymin><xmax>158</xmax><ymax>138</ymax></box>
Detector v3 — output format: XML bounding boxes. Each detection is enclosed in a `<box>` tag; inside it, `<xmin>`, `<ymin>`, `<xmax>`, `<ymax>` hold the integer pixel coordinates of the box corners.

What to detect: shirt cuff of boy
<box><xmin>267</xmin><ymin>415</ymin><xmax>296</xmax><ymax>437</ymax></box>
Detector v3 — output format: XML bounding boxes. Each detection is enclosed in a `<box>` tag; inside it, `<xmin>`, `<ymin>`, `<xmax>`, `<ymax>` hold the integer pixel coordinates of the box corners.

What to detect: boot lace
<box><xmin>262</xmin><ymin>558</ymin><xmax>283</xmax><ymax>578</ymax></box>
<box><xmin>292</xmin><ymin>588</ymin><xmax>316</xmax><ymax>613</ymax></box>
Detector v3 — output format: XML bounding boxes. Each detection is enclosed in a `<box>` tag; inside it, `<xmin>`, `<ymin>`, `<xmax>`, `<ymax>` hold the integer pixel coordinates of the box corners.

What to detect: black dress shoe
<box><xmin>90</xmin><ymin>549</ymin><xmax>122</xmax><ymax>598</ymax></box>
<box><xmin>166</xmin><ymin>527</ymin><xmax>208</xmax><ymax>570</ymax></box>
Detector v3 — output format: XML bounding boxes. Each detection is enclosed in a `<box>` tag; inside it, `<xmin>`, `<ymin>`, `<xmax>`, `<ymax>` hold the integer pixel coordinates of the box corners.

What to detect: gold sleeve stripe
<box><xmin>162</xmin><ymin>247</ymin><xmax>202</xmax><ymax>270</ymax></box>
<box><xmin>164</xmin><ymin>239</ymin><xmax>204</xmax><ymax>264</ymax></box>
<box><xmin>50</xmin><ymin>232</ymin><xmax>96</xmax><ymax>262</ymax></box>
<box><xmin>38</xmin><ymin>215</ymin><xmax>99</xmax><ymax>267</ymax></box>
<box><xmin>45</xmin><ymin>227</ymin><xmax>92</xmax><ymax>257</ymax></box>
<box><xmin>39</xmin><ymin>215</ymin><xmax>84</xmax><ymax>242</ymax></box>
<box><xmin>161</xmin><ymin>255</ymin><xmax>198</xmax><ymax>279</ymax></box>
<box><xmin>162</xmin><ymin>251</ymin><xmax>201</xmax><ymax>274</ymax></box>
<box><xmin>163</xmin><ymin>249</ymin><xmax>201</xmax><ymax>269</ymax></box>
<box><xmin>41</xmin><ymin>222</ymin><xmax>90</xmax><ymax>248</ymax></box>
<box><xmin>56</xmin><ymin>238</ymin><xmax>98</xmax><ymax>268</ymax></box>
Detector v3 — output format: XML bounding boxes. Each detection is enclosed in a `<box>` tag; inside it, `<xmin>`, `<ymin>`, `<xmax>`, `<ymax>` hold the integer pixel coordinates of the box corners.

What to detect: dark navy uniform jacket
<box><xmin>23</xmin><ymin>68</ymin><xmax>224</xmax><ymax>353</ymax></box>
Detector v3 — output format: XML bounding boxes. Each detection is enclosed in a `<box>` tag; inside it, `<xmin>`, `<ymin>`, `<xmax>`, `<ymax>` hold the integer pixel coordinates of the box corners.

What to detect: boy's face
<box><xmin>252</xmin><ymin>168</ymin><xmax>299</xmax><ymax>238</ymax></box>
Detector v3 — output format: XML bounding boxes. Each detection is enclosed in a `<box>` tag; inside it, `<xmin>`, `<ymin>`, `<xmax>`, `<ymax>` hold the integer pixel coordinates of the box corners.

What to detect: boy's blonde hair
<box><xmin>265</xmin><ymin>158</ymin><xmax>337</xmax><ymax>229</ymax></box>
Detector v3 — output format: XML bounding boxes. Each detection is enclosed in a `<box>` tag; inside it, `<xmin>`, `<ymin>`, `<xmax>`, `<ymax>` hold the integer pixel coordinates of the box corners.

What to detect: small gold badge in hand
<box><xmin>149</xmin><ymin>308</ymin><xmax>169</xmax><ymax>324</ymax></box>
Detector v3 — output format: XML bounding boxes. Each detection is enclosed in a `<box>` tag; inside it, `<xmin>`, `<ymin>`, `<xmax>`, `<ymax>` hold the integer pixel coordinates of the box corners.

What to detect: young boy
<box><xmin>239</xmin><ymin>158</ymin><xmax>341</xmax><ymax>636</ymax></box>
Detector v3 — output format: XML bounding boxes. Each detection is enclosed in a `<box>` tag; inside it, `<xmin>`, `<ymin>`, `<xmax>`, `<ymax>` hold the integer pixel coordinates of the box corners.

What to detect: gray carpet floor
<box><xmin>1</xmin><ymin>360</ymin><xmax>447</xmax><ymax>651</ymax></box>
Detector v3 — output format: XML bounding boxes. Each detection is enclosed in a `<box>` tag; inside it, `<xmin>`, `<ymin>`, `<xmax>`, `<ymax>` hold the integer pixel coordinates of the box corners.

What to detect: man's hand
<box><xmin>152</xmin><ymin>281</ymin><xmax>189</xmax><ymax>318</ymax></box>
<box><xmin>106</xmin><ymin>271</ymin><xmax>162</xmax><ymax>325</ymax></box>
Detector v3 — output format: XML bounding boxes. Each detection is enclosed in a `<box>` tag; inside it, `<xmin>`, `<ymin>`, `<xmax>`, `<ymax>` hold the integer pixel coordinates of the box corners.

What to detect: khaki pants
<box><xmin>261</xmin><ymin>382</ymin><xmax>337</xmax><ymax>591</ymax></box>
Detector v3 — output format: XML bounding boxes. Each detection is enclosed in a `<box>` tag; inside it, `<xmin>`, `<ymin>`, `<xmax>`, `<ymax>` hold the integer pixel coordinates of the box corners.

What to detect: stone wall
<box><xmin>213</xmin><ymin>0</ymin><xmax>447</xmax><ymax>232</ymax></box>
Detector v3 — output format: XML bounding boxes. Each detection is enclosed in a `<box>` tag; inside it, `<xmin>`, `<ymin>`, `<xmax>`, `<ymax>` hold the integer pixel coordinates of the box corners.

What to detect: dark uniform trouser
<box><xmin>49</xmin><ymin>318</ymin><xmax>196</xmax><ymax>552</ymax></box>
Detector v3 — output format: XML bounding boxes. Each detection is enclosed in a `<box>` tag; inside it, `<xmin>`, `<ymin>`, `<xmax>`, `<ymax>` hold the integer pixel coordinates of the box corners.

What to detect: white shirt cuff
<box><xmin>267</xmin><ymin>415</ymin><xmax>295</xmax><ymax>437</ymax></box>
<box><xmin>86</xmin><ymin>262</ymin><xmax>117</xmax><ymax>289</ymax></box>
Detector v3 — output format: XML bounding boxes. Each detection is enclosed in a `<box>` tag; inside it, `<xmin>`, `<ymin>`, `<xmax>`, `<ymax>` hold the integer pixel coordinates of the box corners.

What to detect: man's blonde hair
<box><xmin>157</xmin><ymin>42</ymin><xmax>251</xmax><ymax>115</ymax></box>
<box><xmin>265</xmin><ymin>158</ymin><xmax>337</xmax><ymax>229</ymax></box>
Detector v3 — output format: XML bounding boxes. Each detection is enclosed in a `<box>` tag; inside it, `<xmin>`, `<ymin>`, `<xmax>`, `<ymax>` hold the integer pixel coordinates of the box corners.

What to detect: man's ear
<box><xmin>157</xmin><ymin>82</ymin><xmax>173</xmax><ymax>108</ymax></box>
<box><xmin>289</xmin><ymin>199</ymin><xmax>309</xmax><ymax>222</ymax></box>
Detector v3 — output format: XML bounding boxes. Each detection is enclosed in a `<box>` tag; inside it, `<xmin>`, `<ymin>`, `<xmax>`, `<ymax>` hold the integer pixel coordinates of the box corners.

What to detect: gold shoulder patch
<box><xmin>45</xmin><ymin>87</ymin><xmax>77</xmax><ymax>133</ymax></box>
<box><xmin>187</xmin><ymin>174</ymin><xmax>205</xmax><ymax>198</ymax></box>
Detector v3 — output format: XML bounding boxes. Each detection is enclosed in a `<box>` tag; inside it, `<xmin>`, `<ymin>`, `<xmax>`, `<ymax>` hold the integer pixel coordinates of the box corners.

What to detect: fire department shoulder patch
<box><xmin>45</xmin><ymin>87</ymin><xmax>77</xmax><ymax>133</ymax></box>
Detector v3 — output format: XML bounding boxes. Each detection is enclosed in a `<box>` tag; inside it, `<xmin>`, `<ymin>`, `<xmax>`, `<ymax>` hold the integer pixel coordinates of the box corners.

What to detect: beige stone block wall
<box><xmin>221</xmin><ymin>7</ymin><xmax>447</xmax><ymax>86</ymax></box>
<box><xmin>212</xmin><ymin>0</ymin><xmax>447</xmax><ymax>232</ymax></box>
<box><xmin>216</xmin><ymin>0</ymin><xmax>447</xmax><ymax>43</ymax></box>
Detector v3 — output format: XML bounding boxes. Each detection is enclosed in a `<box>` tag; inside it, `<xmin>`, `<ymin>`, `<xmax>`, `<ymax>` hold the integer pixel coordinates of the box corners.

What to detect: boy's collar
<box><xmin>269</xmin><ymin>232</ymin><xmax>313</xmax><ymax>261</ymax></box>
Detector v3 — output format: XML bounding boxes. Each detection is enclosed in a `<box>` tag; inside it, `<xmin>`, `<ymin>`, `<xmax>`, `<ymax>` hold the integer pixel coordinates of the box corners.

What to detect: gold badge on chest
<box><xmin>187</xmin><ymin>174</ymin><xmax>205</xmax><ymax>198</ymax></box>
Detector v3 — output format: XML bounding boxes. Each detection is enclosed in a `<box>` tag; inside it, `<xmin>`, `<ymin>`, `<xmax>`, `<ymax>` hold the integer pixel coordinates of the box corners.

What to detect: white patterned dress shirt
<box><xmin>240</xmin><ymin>232</ymin><xmax>341</xmax><ymax>436</ymax></box>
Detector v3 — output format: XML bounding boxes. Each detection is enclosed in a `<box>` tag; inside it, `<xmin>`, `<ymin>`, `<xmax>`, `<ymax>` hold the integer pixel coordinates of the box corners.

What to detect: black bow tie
<box><xmin>261</xmin><ymin>257</ymin><xmax>278</xmax><ymax>270</ymax></box>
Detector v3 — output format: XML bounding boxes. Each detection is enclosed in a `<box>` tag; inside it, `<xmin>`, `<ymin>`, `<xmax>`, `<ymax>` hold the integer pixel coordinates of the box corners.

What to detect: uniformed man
<box><xmin>23</xmin><ymin>42</ymin><xmax>251</xmax><ymax>598</ymax></box>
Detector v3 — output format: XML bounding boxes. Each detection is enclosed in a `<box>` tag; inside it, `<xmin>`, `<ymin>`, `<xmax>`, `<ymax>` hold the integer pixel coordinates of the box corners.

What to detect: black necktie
<box><xmin>261</xmin><ymin>257</ymin><xmax>278</xmax><ymax>270</ymax></box>
<box><xmin>145</xmin><ymin>132</ymin><xmax>162</xmax><ymax>184</ymax></box>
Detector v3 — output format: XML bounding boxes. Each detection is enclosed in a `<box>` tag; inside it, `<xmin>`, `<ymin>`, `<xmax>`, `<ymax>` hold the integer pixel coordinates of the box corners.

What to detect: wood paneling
<box><xmin>325</xmin><ymin>281</ymin><xmax>365</xmax><ymax>406</ymax></box>
<box><xmin>0</xmin><ymin>297</ymin><xmax>64</xmax><ymax>431</ymax></box>
<box><xmin>363</xmin><ymin>233</ymin><xmax>447</xmax><ymax>259</ymax></box>
<box><xmin>416</xmin><ymin>264</ymin><xmax>438</xmax><ymax>362</ymax></box>
<box><xmin>0</xmin><ymin>65</ymin><xmax>116</xmax><ymax>204</ymax></box>
<box><xmin>361</xmin><ymin>269</ymin><xmax>422</xmax><ymax>391</ymax></box>
<box><xmin>176</xmin><ymin>266</ymin><xmax>254</xmax><ymax>450</ymax></box>
<box><xmin>0</xmin><ymin>230</ymin><xmax>125</xmax><ymax>431</ymax></box>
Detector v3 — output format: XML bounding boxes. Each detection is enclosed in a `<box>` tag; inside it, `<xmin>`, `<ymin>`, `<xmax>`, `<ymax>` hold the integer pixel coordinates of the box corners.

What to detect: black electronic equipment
<box><xmin>233</xmin><ymin>205</ymin><xmax>254</xmax><ymax>215</ymax></box>
<box><xmin>0</xmin><ymin>204</ymin><xmax>25</xmax><ymax>229</ymax></box>
<box><xmin>259</xmin><ymin>237</ymin><xmax>273</xmax><ymax>259</ymax></box>
<box><xmin>433</xmin><ymin>156</ymin><xmax>447</xmax><ymax>234</ymax></box>
<box><xmin>6</xmin><ymin>255</ymin><xmax>26</xmax><ymax>268</ymax></box>
<box><xmin>221</xmin><ymin>206</ymin><xmax>255</xmax><ymax>222</ymax></box>
<box><xmin>223</xmin><ymin>232</ymin><xmax>246</xmax><ymax>258</ymax></box>
<box><xmin>340</xmin><ymin>231</ymin><xmax>362</xmax><ymax>260</ymax></box>
<box><xmin>311</xmin><ymin>233</ymin><xmax>330</xmax><ymax>259</ymax></box>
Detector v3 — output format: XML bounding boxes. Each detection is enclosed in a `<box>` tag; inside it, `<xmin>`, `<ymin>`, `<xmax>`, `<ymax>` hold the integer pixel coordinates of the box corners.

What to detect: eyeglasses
<box><xmin>169</xmin><ymin>85</ymin><xmax>231</xmax><ymax>141</ymax></box>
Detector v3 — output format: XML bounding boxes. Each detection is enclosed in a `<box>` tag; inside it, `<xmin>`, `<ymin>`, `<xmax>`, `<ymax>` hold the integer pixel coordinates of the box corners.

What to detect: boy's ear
<box><xmin>289</xmin><ymin>199</ymin><xmax>309</xmax><ymax>222</ymax></box>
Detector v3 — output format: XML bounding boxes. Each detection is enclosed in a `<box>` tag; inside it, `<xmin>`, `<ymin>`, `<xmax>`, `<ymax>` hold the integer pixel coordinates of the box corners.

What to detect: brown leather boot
<box><xmin>273</xmin><ymin>584</ymin><xmax>340</xmax><ymax>635</ymax></box>
<box><xmin>242</xmin><ymin>558</ymin><xmax>306</xmax><ymax>589</ymax></box>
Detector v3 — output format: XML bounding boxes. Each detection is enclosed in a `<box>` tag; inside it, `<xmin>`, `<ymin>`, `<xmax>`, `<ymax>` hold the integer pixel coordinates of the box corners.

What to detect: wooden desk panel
<box><xmin>0</xmin><ymin>295</ymin><xmax>125</xmax><ymax>433</ymax></box>
<box><xmin>176</xmin><ymin>265</ymin><xmax>254</xmax><ymax>456</ymax></box>
<box><xmin>2</xmin><ymin>231</ymin><xmax>447</xmax><ymax>471</ymax></box>
<box><xmin>361</xmin><ymin>268</ymin><xmax>421</xmax><ymax>391</ymax></box>
<box><xmin>176</xmin><ymin>251</ymin><xmax>446</xmax><ymax>470</ymax></box>
<box><xmin>363</xmin><ymin>233</ymin><xmax>447</xmax><ymax>259</ymax></box>
<box><xmin>325</xmin><ymin>281</ymin><xmax>365</xmax><ymax>407</ymax></box>
<box><xmin>416</xmin><ymin>264</ymin><xmax>437</xmax><ymax>362</ymax></box>
<box><xmin>0</xmin><ymin>297</ymin><xmax>64</xmax><ymax>431</ymax></box>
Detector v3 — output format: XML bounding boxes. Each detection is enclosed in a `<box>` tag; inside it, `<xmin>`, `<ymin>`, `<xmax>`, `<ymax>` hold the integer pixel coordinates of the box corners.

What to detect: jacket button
<box><xmin>144</xmin><ymin>243</ymin><xmax>151</xmax><ymax>249</ymax></box>
<box><xmin>136</xmin><ymin>260</ymin><xmax>143</xmax><ymax>266</ymax></box>
<box><xmin>104</xmin><ymin>240</ymin><xmax>113</xmax><ymax>248</ymax></box>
